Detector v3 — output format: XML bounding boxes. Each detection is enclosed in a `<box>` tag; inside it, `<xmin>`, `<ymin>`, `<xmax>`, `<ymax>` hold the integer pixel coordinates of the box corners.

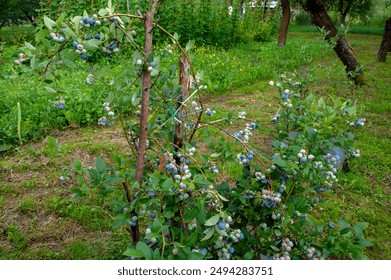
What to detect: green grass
<box><xmin>289</xmin><ymin>24</ymin><xmax>384</xmax><ymax>36</ymax></box>
<box><xmin>0</xmin><ymin>32</ymin><xmax>390</xmax><ymax>259</ymax></box>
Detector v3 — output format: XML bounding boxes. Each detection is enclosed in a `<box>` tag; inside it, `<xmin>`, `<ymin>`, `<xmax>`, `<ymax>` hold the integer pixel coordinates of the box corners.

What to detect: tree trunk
<box><xmin>278</xmin><ymin>0</ymin><xmax>291</xmax><ymax>46</ymax></box>
<box><xmin>377</xmin><ymin>17</ymin><xmax>391</xmax><ymax>62</ymax></box>
<box><xmin>303</xmin><ymin>0</ymin><xmax>364</xmax><ymax>85</ymax></box>
<box><xmin>338</xmin><ymin>0</ymin><xmax>350</xmax><ymax>25</ymax></box>
<box><xmin>173</xmin><ymin>53</ymin><xmax>190</xmax><ymax>158</ymax></box>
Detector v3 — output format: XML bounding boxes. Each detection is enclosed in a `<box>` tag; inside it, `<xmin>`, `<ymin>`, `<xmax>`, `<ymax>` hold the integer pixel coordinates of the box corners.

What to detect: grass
<box><xmin>289</xmin><ymin>24</ymin><xmax>385</xmax><ymax>36</ymax></box>
<box><xmin>0</xmin><ymin>32</ymin><xmax>390</xmax><ymax>259</ymax></box>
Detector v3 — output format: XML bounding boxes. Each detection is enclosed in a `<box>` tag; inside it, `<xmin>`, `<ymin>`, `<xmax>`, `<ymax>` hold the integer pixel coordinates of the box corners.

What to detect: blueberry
<box><xmin>58</xmin><ymin>104</ymin><xmax>65</xmax><ymax>110</ymax></box>
<box><xmin>88</xmin><ymin>18</ymin><xmax>95</xmax><ymax>27</ymax></box>
<box><xmin>72</xmin><ymin>41</ymin><xmax>79</xmax><ymax>48</ymax></box>
<box><xmin>300</xmin><ymin>157</ymin><xmax>307</xmax><ymax>163</ymax></box>
<box><xmin>149</xmin><ymin>61</ymin><xmax>156</xmax><ymax>67</ymax></box>
<box><xmin>200</xmin><ymin>185</ymin><xmax>206</xmax><ymax>191</ymax></box>
<box><xmin>81</xmin><ymin>53</ymin><xmax>88</xmax><ymax>60</ymax></box>
<box><xmin>200</xmin><ymin>248</ymin><xmax>207</xmax><ymax>255</ymax></box>
<box><xmin>228</xmin><ymin>247</ymin><xmax>234</xmax><ymax>254</ymax></box>
<box><xmin>148</xmin><ymin>190</ymin><xmax>155</xmax><ymax>198</ymax></box>
<box><xmin>82</xmin><ymin>17</ymin><xmax>89</xmax><ymax>24</ymax></box>
<box><xmin>239</xmin><ymin>233</ymin><xmax>244</xmax><ymax>240</ymax></box>
<box><xmin>150</xmin><ymin>213</ymin><xmax>156</xmax><ymax>219</ymax></box>
<box><xmin>281</xmin><ymin>93</ymin><xmax>288</xmax><ymax>100</ymax></box>
<box><xmin>170</xmin><ymin>187</ymin><xmax>176</xmax><ymax>192</ymax></box>
<box><xmin>328</xmin><ymin>221</ymin><xmax>335</xmax><ymax>229</ymax></box>
<box><xmin>131</xmin><ymin>221</ymin><xmax>137</xmax><ymax>227</ymax></box>
<box><xmin>217</xmin><ymin>221</ymin><xmax>226</xmax><ymax>231</ymax></box>
<box><xmin>108</xmin><ymin>42</ymin><xmax>117</xmax><ymax>50</ymax></box>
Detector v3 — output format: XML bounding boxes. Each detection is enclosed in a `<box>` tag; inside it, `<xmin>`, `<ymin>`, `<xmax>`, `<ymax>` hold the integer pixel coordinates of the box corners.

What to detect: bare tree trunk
<box><xmin>378</xmin><ymin>17</ymin><xmax>391</xmax><ymax>62</ymax></box>
<box><xmin>278</xmin><ymin>0</ymin><xmax>291</xmax><ymax>46</ymax></box>
<box><xmin>174</xmin><ymin>53</ymin><xmax>190</xmax><ymax>158</ymax></box>
<box><xmin>303</xmin><ymin>0</ymin><xmax>364</xmax><ymax>85</ymax></box>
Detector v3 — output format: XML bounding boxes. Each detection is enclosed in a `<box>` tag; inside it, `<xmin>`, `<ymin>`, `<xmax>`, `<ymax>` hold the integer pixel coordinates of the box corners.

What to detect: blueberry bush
<box><xmin>11</xmin><ymin>0</ymin><xmax>372</xmax><ymax>260</ymax></box>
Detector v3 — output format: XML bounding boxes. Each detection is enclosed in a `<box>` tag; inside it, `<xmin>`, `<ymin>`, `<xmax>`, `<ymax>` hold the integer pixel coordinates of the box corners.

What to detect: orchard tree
<box><xmin>302</xmin><ymin>0</ymin><xmax>364</xmax><ymax>85</ymax></box>
<box><xmin>278</xmin><ymin>0</ymin><xmax>291</xmax><ymax>46</ymax></box>
<box><xmin>326</xmin><ymin>0</ymin><xmax>373</xmax><ymax>25</ymax></box>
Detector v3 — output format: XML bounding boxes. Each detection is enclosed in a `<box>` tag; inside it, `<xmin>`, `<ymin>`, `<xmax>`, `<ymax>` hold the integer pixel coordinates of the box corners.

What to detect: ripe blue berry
<box><xmin>81</xmin><ymin>53</ymin><xmax>88</xmax><ymax>60</ymax></box>
<box><xmin>217</xmin><ymin>221</ymin><xmax>226</xmax><ymax>230</ymax></box>
<box><xmin>328</xmin><ymin>221</ymin><xmax>335</xmax><ymax>229</ymax></box>
<box><xmin>228</xmin><ymin>247</ymin><xmax>234</xmax><ymax>254</ymax></box>
<box><xmin>148</xmin><ymin>190</ymin><xmax>155</xmax><ymax>198</ymax></box>
<box><xmin>149</xmin><ymin>213</ymin><xmax>156</xmax><ymax>219</ymax></box>
<box><xmin>200</xmin><ymin>248</ymin><xmax>207</xmax><ymax>255</ymax></box>
<box><xmin>72</xmin><ymin>41</ymin><xmax>79</xmax><ymax>48</ymax></box>
<box><xmin>94</xmin><ymin>34</ymin><xmax>101</xmax><ymax>40</ymax></box>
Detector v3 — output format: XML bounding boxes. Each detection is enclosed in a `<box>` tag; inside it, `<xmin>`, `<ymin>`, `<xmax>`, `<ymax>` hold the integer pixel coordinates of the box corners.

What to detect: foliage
<box><xmin>0</xmin><ymin>0</ymin><xmax>39</xmax><ymax>29</ymax></box>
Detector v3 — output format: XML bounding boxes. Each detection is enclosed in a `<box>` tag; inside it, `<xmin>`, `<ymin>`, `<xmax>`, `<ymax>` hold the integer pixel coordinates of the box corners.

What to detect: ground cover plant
<box><xmin>0</xmin><ymin>0</ymin><xmax>390</xmax><ymax>260</ymax></box>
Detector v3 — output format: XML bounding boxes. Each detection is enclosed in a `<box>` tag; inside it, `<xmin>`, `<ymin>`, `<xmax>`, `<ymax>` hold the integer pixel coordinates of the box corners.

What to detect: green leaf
<box><xmin>95</xmin><ymin>157</ymin><xmax>107</xmax><ymax>173</ymax></box>
<box><xmin>25</xmin><ymin>42</ymin><xmax>36</xmax><ymax>51</ymax></box>
<box><xmin>164</xmin><ymin>210</ymin><xmax>174</xmax><ymax>219</ymax></box>
<box><xmin>355</xmin><ymin>222</ymin><xmax>369</xmax><ymax>230</ymax></box>
<box><xmin>272</xmin><ymin>158</ymin><xmax>287</xmax><ymax>168</ymax></box>
<box><xmin>243</xmin><ymin>251</ymin><xmax>254</xmax><ymax>260</ymax></box>
<box><xmin>217</xmin><ymin>193</ymin><xmax>229</xmax><ymax>202</ymax></box>
<box><xmin>98</xmin><ymin>8</ymin><xmax>109</xmax><ymax>17</ymax></box>
<box><xmin>152</xmin><ymin>248</ymin><xmax>160</xmax><ymax>260</ymax></box>
<box><xmin>136</xmin><ymin>242</ymin><xmax>153</xmax><ymax>260</ymax></box>
<box><xmin>44</xmin><ymin>86</ymin><xmax>57</xmax><ymax>94</ymax></box>
<box><xmin>274</xmin><ymin>229</ymin><xmax>282</xmax><ymax>237</ymax></box>
<box><xmin>205</xmin><ymin>214</ymin><xmax>220</xmax><ymax>226</ymax></box>
<box><xmin>339</xmin><ymin>219</ymin><xmax>350</xmax><ymax>230</ymax></box>
<box><xmin>44</xmin><ymin>16</ymin><xmax>56</xmax><ymax>30</ymax></box>
<box><xmin>356</xmin><ymin>239</ymin><xmax>373</xmax><ymax>248</ymax></box>
<box><xmin>173</xmin><ymin>32</ymin><xmax>179</xmax><ymax>43</ymax></box>
<box><xmin>35</xmin><ymin>29</ymin><xmax>49</xmax><ymax>43</ymax></box>
<box><xmin>185</xmin><ymin>40</ymin><xmax>195</xmax><ymax>51</ymax></box>
<box><xmin>270</xmin><ymin>245</ymin><xmax>280</xmax><ymax>251</ymax></box>
<box><xmin>317</xmin><ymin>97</ymin><xmax>325</xmax><ymax>109</ymax></box>
<box><xmin>62</xmin><ymin>58</ymin><xmax>76</xmax><ymax>68</ymax></box>
<box><xmin>201</xmin><ymin>227</ymin><xmax>214</xmax><ymax>242</ymax></box>
<box><xmin>0</xmin><ymin>144</ymin><xmax>12</xmax><ymax>152</ymax></box>
<box><xmin>209</xmin><ymin>152</ymin><xmax>220</xmax><ymax>158</ymax></box>
<box><xmin>84</xmin><ymin>39</ymin><xmax>102</xmax><ymax>50</ymax></box>
<box><xmin>215</xmin><ymin>226</ymin><xmax>228</xmax><ymax>236</ymax></box>
<box><xmin>123</xmin><ymin>248</ymin><xmax>144</xmax><ymax>258</ymax></box>
<box><xmin>62</xmin><ymin>27</ymin><xmax>77</xmax><ymax>39</ymax></box>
